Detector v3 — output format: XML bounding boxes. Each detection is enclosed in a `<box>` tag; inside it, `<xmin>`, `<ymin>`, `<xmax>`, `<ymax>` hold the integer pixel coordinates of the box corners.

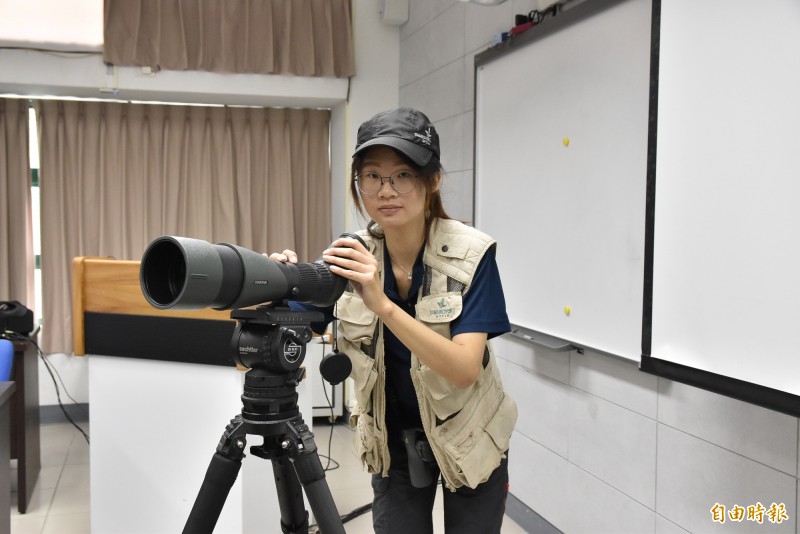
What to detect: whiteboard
<box><xmin>649</xmin><ymin>0</ymin><xmax>800</xmax><ymax>398</ymax></box>
<box><xmin>474</xmin><ymin>0</ymin><xmax>651</xmax><ymax>361</ymax></box>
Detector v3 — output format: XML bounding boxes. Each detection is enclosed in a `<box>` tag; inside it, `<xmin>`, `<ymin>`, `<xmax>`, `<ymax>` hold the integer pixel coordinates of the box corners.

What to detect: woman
<box><xmin>272</xmin><ymin>107</ymin><xmax>517</xmax><ymax>533</ymax></box>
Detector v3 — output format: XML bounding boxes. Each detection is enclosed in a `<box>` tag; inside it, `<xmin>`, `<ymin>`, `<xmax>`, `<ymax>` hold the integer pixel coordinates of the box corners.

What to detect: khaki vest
<box><xmin>336</xmin><ymin>219</ymin><xmax>518</xmax><ymax>490</ymax></box>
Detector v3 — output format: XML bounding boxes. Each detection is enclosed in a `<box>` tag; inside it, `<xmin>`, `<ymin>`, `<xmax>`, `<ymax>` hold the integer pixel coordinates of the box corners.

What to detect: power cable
<box><xmin>2</xmin><ymin>329</ymin><xmax>90</xmax><ymax>444</ymax></box>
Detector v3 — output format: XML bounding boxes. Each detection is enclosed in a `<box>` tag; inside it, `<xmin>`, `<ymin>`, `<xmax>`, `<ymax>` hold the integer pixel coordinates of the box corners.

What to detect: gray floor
<box><xmin>9</xmin><ymin>419</ymin><xmax>525</xmax><ymax>533</ymax></box>
<box><xmin>11</xmin><ymin>421</ymin><xmax>90</xmax><ymax>533</ymax></box>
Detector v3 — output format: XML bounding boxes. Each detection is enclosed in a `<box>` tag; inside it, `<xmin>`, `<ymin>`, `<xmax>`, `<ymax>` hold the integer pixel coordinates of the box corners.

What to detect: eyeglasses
<box><xmin>356</xmin><ymin>170</ymin><xmax>418</xmax><ymax>196</ymax></box>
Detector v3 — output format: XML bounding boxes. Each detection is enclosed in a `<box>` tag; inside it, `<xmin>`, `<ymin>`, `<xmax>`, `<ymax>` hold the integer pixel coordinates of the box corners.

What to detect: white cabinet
<box><xmin>89</xmin><ymin>354</ymin><xmax>314</xmax><ymax>532</ymax></box>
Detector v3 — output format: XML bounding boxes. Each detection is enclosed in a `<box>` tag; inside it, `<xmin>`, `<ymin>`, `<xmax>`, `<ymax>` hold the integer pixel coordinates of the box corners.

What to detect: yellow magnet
<box><xmin>563</xmin><ymin>137</ymin><xmax>570</xmax><ymax>147</ymax></box>
<box><xmin>563</xmin><ymin>306</ymin><xmax>571</xmax><ymax>316</ymax></box>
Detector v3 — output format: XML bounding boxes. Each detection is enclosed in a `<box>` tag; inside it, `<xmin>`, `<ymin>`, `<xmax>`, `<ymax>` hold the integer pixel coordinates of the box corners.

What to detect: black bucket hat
<box><xmin>353</xmin><ymin>107</ymin><xmax>440</xmax><ymax>166</ymax></box>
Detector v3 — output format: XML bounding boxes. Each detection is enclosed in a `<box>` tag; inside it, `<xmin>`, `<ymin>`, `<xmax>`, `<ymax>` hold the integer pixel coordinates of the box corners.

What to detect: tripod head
<box><xmin>226</xmin><ymin>304</ymin><xmax>325</xmax><ymax>439</ymax></box>
<box><xmin>230</xmin><ymin>305</ymin><xmax>323</xmax><ymax>372</ymax></box>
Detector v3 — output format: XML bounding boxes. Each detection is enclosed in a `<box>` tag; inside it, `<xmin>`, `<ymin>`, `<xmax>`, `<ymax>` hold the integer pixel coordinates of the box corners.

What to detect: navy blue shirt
<box><xmin>290</xmin><ymin>242</ymin><xmax>510</xmax><ymax>449</ymax></box>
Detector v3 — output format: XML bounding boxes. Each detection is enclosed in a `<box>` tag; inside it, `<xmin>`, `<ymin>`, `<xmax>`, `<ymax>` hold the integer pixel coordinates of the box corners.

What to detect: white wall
<box><xmin>0</xmin><ymin>0</ymin><xmax>402</xmax><ymax>408</ymax></box>
<box><xmin>398</xmin><ymin>0</ymin><xmax>800</xmax><ymax>532</ymax></box>
<box><xmin>337</xmin><ymin>0</ymin><xmax>402</xmax><ymax>237</ymax></box>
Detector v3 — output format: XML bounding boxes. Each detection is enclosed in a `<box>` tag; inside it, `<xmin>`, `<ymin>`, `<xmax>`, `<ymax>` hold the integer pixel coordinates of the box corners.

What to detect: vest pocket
<box><xmin>354</xmin><ymin>412</ymin><xmax>380</xmax><ymax>473</ymax></box>
<box><xmin>450</xmin><ymin>429</ymin><xmax>500</xmax><ymax>488</ymax></box>
<box><xmin>450</xmin><ymin>394</ymin><xmax>517</xmax><ymax>487</ymax></box>
<box><xmin>417</xmin><ymin>364</ymin><xmax>472</xmax><ymax>422</ymax></box>
<box><xmin>432</xmin><ymin>386</ymin><xmax>517</xmax><ymax>488</ymax></box>
<box><xmin>482</xmin><ymin>394</ymin><xmax>517</xmax><ymax>452</ymax></box>
<box><xmin>415</xmin><ymin>293</ymin><xmax>463</xmax><ymax>328</ymax></box>
<box><xmin>348</xmin><ymin>351</ymin><xmax>378</xmax><ymax>412</ymax></box>
<box><xmin>337</xmin><ymin>292</ymin><xmax>380</xmax><ymax>410</ymax></box>
<box><xmin>337</xmin><ymin>292</ymin><xmax>377</xmax><ymax>343</ymax></box>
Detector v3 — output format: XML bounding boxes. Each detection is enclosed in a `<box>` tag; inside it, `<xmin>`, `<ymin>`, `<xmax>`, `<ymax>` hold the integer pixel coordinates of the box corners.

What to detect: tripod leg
<box><xmin>271</xmin><ymin>456</ymin><xmax>310</xmax><ymax>533</ymax></box>
<box><xmin>286</xmin><ymin>421</ymin><xmax>345</xmax><ymax>534</ymax></box>
<box><xmin>291</xmin><ymin>450</ymin><xmax>343</xmax><ymax>534</ymax></box>
<box><xmin>184</xmin><ymin>418</ymin><xmax>247</xmax><ymax>534</ymax></box>
<box><xmin>269</xmin><ymin>447</ymin><xmax>342</xmax><ymax>533</ymax></box>
<box><xmin>254</xmin><ymin>420</ymin><xmax>345</xmax><ymax>533</ymax></box>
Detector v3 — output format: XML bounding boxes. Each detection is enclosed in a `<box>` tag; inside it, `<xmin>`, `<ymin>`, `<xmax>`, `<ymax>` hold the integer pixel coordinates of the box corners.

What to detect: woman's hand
<box><xmin>322</xmin><ymin>237</ymin><xmax>391</xmax><ymax>315</ymax></box>
<box><xmin>256</xmin><ymin>250</ymin><xmax>299</xmax><ymax>306</ymax></box>
<box><xmin>266</xmin><ymin>250</ymin><xmax>298</xmax><ymax>264</ymax></box>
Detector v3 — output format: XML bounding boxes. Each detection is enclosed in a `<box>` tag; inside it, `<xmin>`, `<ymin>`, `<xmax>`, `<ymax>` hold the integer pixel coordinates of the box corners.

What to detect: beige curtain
<box><xmin>37</xmin><ymin>100</ymin><xmax>331</xmax><ymax>354</ymax></box>
<box><xmin>0</xmin><ymin>98</ymin><xmax>34</xmax><ymax>309</ymax></box>
<box><xmin>104</xmin><ymin>0</ymin><xmax>356</xmax><ymax>78</ymax></box>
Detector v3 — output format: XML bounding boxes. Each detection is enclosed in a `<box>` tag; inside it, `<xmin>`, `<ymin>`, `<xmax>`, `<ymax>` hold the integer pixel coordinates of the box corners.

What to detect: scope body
<box><xmin>140</xmin><ymin>234</ymin><xmax>363</xmax><ymax>311</ymax></box>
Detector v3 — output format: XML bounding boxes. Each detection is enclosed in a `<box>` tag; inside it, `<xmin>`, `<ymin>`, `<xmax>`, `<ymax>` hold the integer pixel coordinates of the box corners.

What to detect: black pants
<box><xmin>371</xmin><ymin>450</ymin><xmax>509</xmax><ymax>534</ymax></box>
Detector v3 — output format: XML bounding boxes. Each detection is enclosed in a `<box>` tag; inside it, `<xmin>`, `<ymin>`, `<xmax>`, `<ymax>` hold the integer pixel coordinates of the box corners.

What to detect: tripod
<box><xmin>183</xmin><ymin>307</ymin><xmax>345</xmax><ymax>534</ymax></box>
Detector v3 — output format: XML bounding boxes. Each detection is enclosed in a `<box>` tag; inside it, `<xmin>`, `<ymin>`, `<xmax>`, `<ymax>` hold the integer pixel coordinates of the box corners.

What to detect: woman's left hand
<box><xmin>323</xmin><ymin>237</ymin><xmax>390</xmax><ymax>314</ymax></box>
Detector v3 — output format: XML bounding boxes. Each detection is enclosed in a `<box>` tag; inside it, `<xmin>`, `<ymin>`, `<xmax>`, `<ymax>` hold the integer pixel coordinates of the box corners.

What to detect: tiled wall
<box><xmin>496</xmin><ymin>336</ymin><xmax>798</xmax><ymax>533</ymax></box>
<box><xmin>398</xmin><ymin>1</ymin><xmax>800</xmax><ymax>532</ymax></box>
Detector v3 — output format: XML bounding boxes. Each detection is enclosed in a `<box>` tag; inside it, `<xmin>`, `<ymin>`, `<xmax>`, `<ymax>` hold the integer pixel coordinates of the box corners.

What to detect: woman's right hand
<box><xmin>256</xmin><ymin>250</ymin><xmax>299</xmax><ymax>307</ymax></box>
<box><xmin>267</xmin><ymin>250</ymin><xmax>298</xmax><ymax>264</ymax></box>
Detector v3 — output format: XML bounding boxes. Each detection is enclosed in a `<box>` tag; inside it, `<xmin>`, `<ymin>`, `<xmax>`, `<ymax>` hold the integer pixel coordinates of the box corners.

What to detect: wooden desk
<box><xmin>72</xmin><ymin>257</ymin><xmax>236</xmax><ymax>366</ymax></box>
<box><xmin>10</xmin><ymin>339</ymin><xmax>40</xmax><ymax>514</ymax></box>
<box><xmin>0</xmin><ymin>381</ymin><xmax>16</xmax><ymax>533</ymax></box>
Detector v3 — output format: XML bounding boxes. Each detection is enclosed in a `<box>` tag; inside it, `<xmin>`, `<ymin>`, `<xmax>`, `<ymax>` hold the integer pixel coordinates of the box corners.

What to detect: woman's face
<box><xmin>358</xmin><ymin>146</ymin><xmax>438</xmax><ymax>233</ymax></box>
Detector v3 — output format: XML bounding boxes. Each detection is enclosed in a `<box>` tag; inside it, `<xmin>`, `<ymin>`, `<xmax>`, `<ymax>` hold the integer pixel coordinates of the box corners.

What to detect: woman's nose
<box><xmin>377</xmin><ymin>178</ymin><xmax>396</xmax><ymax>196</ymax></box>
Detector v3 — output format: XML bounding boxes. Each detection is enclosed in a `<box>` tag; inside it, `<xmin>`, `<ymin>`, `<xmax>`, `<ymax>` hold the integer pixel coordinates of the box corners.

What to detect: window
<box><xmin>29</xmin><ymin>105</ymin><xmax>42</xmax><ymax>327</ymax></box>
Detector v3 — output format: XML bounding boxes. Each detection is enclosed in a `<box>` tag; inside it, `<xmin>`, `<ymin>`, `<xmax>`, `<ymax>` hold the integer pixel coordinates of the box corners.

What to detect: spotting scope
<box><xmin>140</xmin><ymin>234</ymin><xmax>363</xmax><ymax>311</ymax></box>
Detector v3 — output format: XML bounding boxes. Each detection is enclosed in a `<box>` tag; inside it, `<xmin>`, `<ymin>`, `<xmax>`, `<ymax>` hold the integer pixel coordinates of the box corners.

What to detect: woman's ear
<box><xmin>432</xmin><ymin>172</ymin><xmax>442</xmax><ymax>193</ymax></box>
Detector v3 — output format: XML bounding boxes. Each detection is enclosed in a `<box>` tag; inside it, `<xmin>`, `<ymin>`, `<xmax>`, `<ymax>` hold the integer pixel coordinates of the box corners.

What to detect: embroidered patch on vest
<box><xmin>416</xmin><ymin>294</ymin><xmax>463</xmax><ymax>323</ymax></box>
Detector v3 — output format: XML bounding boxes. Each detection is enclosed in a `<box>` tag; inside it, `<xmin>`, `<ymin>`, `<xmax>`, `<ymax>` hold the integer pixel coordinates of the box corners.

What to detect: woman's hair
<box><xmin>350</xmin><ymin>147</ymin><xmax>451</xmax><ymax>240</ymax></box>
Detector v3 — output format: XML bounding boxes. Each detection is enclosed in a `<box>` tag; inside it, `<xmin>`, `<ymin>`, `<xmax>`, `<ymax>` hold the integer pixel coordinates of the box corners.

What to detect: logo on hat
<box><xmin>414</xmin><ymin>128</ymin><xmax>432</xmax><ymax>146</ymax></box>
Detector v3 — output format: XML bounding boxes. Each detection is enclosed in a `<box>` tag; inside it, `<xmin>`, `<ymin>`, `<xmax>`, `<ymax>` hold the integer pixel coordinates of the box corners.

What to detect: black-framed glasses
<box><xmin>356</xmin><ymin>170</ymin><xmax>418</xmax><ymax>196</ymax></box>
